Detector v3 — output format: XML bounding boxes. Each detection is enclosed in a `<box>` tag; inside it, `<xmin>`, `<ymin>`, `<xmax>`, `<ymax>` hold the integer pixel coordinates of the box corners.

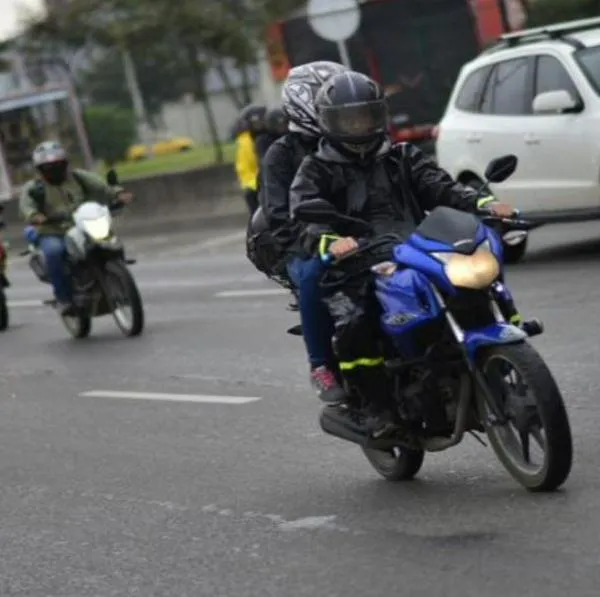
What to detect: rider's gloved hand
<box><xmin>487</xmin><ymin>203</ymin><xmax>514</xmax><ymax>218</ymax></box>
<box><xmin>477</xmin><ymin>196</ymin><xmax>514</xmax><ymax>218</ymax></box>
<box><xmin>329</xmin><ymin>237</ymin><xmax>359</xmax><ymax>258</ymax></box>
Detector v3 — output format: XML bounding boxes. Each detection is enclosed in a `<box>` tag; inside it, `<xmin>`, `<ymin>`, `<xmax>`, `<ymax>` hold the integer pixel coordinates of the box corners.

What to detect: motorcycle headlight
<box><xmin>432</xmin><ymin>240</ymin><xmax>500</xmax><ymax>290</ymax></box>
<box><xmin>82</xmin><ymin>216</ymin><xmax>111</xmax><ymax>240</ymax></box>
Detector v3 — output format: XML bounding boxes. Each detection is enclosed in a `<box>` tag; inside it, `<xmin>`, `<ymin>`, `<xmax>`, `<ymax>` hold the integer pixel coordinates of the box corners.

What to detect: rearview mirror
<box><xmin>106</xmin><ymin>169</ymin><xmax>119</xmax><ymax>186</ymax></box>
<box><xmin>293</xmin><ymin>199</ymin><xmax>338</xmax><ymax>225</ymax></box>
<box><xmin>484</xmin><ymin>155</ymin><xmax>518</xmax><ymax>184</ymax></box>
<box><xmin>533</xmin><ymin>90</ymin><xmax>581</xmax><ymax>115</ymax></box>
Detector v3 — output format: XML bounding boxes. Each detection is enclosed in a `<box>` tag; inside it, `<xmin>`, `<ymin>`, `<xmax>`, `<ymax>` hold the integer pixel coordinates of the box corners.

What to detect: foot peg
<box><xmin>522</xmin><ymin>318</ymin><xmax>544</xmax><ymax>337</ymax></box>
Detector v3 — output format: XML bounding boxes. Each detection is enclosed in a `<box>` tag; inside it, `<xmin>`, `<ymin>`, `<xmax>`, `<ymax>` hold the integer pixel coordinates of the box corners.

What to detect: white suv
<box><xmin>436</xmin><ymin>17</ymin><xmax>600</xmax><ymax>262</ymax></box>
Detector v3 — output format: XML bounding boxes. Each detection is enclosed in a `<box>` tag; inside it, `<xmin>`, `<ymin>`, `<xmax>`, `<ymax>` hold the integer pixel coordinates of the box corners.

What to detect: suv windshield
<box><xmin>576</xmin><ymin>45</ymin><xmax>600</xmax><ymax>94</ymax></box>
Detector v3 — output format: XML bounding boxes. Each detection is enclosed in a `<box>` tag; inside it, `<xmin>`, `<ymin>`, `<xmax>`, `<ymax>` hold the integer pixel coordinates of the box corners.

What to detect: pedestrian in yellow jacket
<box><xmin>235</xmin><ymin>104</ymin><xmax>266</xmax><ymax>215</ymax></box>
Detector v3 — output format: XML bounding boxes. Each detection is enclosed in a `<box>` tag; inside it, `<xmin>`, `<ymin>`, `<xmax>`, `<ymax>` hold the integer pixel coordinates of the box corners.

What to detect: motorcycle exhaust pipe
<box><xmin>319</xmin><ymin>407</ymin><xmax>368</xmax><ymax>446</ymax></box>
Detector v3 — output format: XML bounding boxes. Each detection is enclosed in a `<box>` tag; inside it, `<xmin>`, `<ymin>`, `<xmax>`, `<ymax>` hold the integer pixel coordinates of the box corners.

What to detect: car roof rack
<box><xmin>483</xmin><ymin>16</ymin><xmax>600</xmax><ymax>54</ymax></box>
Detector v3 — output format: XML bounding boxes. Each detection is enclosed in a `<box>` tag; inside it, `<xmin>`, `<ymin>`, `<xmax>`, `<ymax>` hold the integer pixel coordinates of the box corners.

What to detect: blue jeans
<box><xmin>38</xmin><ymin>235</ymin><xmax>71</xmax><ymax>303</ymax></box>
<box><xmin>287</xmin><ymin>256</ymin><xmax>335</xmax><ymax>369</ymax></box>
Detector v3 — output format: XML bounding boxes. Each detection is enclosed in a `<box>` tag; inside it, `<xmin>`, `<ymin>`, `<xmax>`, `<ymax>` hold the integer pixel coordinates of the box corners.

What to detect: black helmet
<box><xmin>315</xmin><ymin>71</ymin><xmax>389</xmax><ymax>157</ymax></box>
<box><xmin>239</xmin><ymin>103</ymin><xmax>267</xmax><ymax>135</ymax></box>
<box><xmin>282</xmin><ymin>61</ymin><xmax>349</xmax><ymax>136</ymax></box>
<box><xmin>265</xmin><ymin>107</ymin><xmax>288</xmax><ymax>136</ymax></box>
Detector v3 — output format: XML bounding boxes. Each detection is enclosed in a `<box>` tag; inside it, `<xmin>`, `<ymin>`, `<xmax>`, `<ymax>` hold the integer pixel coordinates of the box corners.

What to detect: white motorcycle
<box><xmin>23</xmin><ymin>171</ymin><xmax>144</xmax><ymax>339</ymax></box>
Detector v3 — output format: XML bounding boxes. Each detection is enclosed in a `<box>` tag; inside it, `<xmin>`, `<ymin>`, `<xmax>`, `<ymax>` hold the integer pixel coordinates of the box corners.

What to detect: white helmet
<box><xmin>281</xmin><ymin>61</ymin><xmax>349</xmax><ymax>136</ymax></box>
<box><xmin>32</xmin><ymin>141</ymin><xmax>67</xmax><ymax>167</ymax></box>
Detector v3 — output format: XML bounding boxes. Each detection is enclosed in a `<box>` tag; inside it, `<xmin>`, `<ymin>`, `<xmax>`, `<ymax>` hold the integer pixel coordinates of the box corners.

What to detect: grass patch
<box><xmin>102</xmin><ymin>143</ymin><xmax>235</xmax><ymax>181</ymax></box>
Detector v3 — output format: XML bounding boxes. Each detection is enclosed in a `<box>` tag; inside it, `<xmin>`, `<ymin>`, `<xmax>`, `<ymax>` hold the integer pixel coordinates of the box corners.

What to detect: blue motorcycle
<box><xmin>293</xmin><ymin>155</ymin><xmax>572</xmax><ymax>492</ymax></box>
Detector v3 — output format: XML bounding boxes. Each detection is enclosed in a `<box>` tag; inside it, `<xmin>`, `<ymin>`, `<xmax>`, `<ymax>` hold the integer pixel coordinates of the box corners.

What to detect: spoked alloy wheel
<box><xmin>477</xmin><ymin>344</ymin><xmax>572</xmax><ymax>492</ymax></box>
<box><xmin>104</xmin><ymin>261</ymin><xmax>144</xmax><ymax>337</ymax></box>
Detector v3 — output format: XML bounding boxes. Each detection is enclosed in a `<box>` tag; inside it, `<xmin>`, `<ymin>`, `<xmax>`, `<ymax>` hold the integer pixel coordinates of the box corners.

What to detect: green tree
<box><xmin>84</xmin><ymin>105</ymin><xmax>136</xmax><ymax>165</ymax></box>
<box><xmin>527</xmin><ymin>0</ymin><xmax>600</xmax><ymax>27</ymax></box>
<box><xmin>80</xmin><ymin>46</ymin><xmax>194</xmax><ymax>124</ymax></box>
<box><xmin>8</xmin><ymin>0</ymin><xmax>303</xmax><ymax>162</ymax></box>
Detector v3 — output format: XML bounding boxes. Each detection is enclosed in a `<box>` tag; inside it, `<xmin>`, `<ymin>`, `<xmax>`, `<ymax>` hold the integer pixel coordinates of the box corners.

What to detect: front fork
<box><xmin>431</xmin><ymin>286</ymin><xmax>511</xmax><ymax>426</ymax></box>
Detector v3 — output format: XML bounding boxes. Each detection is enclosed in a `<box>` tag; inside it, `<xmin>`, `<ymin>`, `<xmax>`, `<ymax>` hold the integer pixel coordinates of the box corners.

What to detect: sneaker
<box><xmin>310</xmin><ymin>366</ymin><xmax>346</xmax><ymax>405</ymax></box>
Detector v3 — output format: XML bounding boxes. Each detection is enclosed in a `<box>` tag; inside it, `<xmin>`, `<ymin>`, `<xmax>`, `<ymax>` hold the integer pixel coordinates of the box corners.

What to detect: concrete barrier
<box><xmin>1</xmin><ymin>163</ymin><xmax>248</xmax><ymax>248</ymax></box>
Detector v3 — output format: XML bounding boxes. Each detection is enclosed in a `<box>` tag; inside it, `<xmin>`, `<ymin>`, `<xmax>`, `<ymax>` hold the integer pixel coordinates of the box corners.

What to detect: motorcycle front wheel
<box><xmin>104</xmin><ymin>260</ymin><xmax>144</xmax><ymax>337</ymax></box>
<box><xmin>476</xmin><ymin>343</ymin><xmax>572</xmax><ymax>492</ymax></box>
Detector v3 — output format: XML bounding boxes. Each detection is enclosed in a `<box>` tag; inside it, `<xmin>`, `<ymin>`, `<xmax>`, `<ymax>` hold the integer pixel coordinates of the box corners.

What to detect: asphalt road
<box><xmin>2</xmin><ymin>221</ymin><xmax>600</xmax><ymax>597</ymax></box>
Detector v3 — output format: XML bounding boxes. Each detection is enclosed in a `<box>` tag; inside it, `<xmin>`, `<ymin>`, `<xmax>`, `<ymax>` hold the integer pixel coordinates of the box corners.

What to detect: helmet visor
<box><xmin>320</xmin><ymin>100</ymin><xmax>388</xmax><ymax>140</ymax></box>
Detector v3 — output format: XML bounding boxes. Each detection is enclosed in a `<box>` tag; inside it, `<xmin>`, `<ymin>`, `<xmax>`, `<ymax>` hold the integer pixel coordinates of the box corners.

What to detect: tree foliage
<box><xmin>526</xmin><ymin>0</ymin><xmax>600</xmax><ymax>27</ymax></box>
<box><xmin>80</xmin><ymin>46</ymin><xmax>194</xmax><ymax>122</ymax></box>
<box><xmin>84</xmin><ymin>105</ymin><xmax>137</xmax><ymax>165</ymax></box>
<box><xmin>7</xmin><ymin>0</ymin><xmax>303</xmax><ymax>162</ymax></box>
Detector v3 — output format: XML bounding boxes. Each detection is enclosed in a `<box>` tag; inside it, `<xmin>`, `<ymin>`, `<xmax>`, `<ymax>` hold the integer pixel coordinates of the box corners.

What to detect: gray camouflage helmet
<box><xmin>32</xmin><ymin>141</ymin><xmax>67</xmax><ymax>167</ymax></box>
<box><xmin>281</xmin><ymin>61</ymin><xmax>349</xmax><ymax>136</ymax></box>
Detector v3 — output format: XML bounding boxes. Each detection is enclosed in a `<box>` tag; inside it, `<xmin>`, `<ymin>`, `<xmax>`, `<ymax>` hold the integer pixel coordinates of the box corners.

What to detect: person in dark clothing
<box><xmin>255</xmin><ymin>61</ymin><xmax>349</xmax><ymax>404</ymax></box>
<box><xmin>254</xmin><ymin>107</ymin><xmax>289</xmax><ymax>159</ymax></box>
<box><xmin>289</xmin><ymin>71</ymin><xmax>514</xmax><ymax>437</ymax></box>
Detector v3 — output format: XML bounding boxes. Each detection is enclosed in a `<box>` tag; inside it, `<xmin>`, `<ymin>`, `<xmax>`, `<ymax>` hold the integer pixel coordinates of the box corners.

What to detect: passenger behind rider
<box><xmin>257</xmin><ymin>61</ymin><xmax>349</xmax><ymax>404</ymax></box>
<box><xmin>257</xmin><ymin>107</ymin><xmax>289</xmax><ymax>157</ymax></box>
<box><xmin>234</xmin><ymin>104</ymin><xmax>268</xmax><ymax>216</ymax></box>
<box><xmin>289</xmin><ymin>72</ymin><xmax>515</xmax><ymax>436</ymax></box>
<box><xmin>19</xmin><ymin>141</ymin><xmax>133</xmax><ymax>316</ymax></box>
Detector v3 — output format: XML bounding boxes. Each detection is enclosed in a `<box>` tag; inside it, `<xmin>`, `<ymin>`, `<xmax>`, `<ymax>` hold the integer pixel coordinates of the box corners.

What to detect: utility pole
<box><xmin>121</xmin><ymin>47</ymin><xmax>153</xmax><ymax>152</ymax></box>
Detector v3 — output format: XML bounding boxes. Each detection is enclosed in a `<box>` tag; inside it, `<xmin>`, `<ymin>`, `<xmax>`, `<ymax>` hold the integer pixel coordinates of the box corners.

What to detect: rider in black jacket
<box><xmin>289</xmin><ymin>71</ymin><xmax>514</xmax><ymax>437</ymax></box>
<box><xmin>251</xmin><ymin>61</ymin><xmax>350</xmax><ymax>405</ymax></box>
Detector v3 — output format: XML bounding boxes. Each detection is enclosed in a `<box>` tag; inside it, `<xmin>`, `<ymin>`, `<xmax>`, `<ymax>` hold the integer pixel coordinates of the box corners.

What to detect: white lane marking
<box><xmin>7</xmin><ymin>299</ymin><xmax>45</xmax><ymax>308</ymax></box>
<box><xmin>79</xmin><ymin>390</ymin><xmax>261</xmax><ymax>404</ymax></box>
<box><xmin>215</xmin><ymin>288</ymin><xmax>288</xmax><ymax>298</ymax></box>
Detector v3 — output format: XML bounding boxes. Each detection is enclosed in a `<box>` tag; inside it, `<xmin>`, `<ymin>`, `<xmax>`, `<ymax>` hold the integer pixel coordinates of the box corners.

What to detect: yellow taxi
<box><xmin>126</xmin><ymin>135</ymin><xmax>195</xmax><ymax>161</ymax></box>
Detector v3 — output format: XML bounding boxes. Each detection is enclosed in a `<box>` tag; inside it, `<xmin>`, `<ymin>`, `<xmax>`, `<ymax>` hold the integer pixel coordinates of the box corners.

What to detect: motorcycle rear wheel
<box><xmin>61</xmin><ymin>312</ymin><xmax>92</xmax><ymax>339</ymax></box>
<box><xmin>362</xmin><ymin>446</ymin><xmax>425</xmax><ymax>481</ymax></box>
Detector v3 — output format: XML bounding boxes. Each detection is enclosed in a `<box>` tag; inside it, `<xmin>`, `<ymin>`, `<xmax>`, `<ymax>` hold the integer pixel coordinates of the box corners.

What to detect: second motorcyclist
<box><xmin>19</xmin><ymin>141</ymin><xmax>132</xmax><ymax>315</ymax></box>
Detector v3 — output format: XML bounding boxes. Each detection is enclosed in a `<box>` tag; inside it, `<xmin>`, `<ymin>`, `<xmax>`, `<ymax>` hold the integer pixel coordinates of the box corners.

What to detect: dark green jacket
<box><xmin>19</xmin><ymin>169</ymin><xmax>122</xmax><ymax>236</ymax></box>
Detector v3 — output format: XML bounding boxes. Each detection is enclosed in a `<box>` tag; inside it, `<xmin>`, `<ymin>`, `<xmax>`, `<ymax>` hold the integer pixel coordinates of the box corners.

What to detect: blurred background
<box><xmin>0</xmin><ymin>0</ymin><xmax>593</xmax><ymax>198</ymax></box>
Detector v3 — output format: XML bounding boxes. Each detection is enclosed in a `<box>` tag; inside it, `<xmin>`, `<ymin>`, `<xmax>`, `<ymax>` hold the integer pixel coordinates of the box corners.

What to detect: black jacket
<box><xmin>258</xmin><ymin>132</ymin><xmax>320</xmax><ymax>254</ymax></box>
<box><xmin>254</xmin><ymin>133</ymin><xmax>279</xmax><ymax>161</ymax></box>
<box><xmin>289</xmin><ymin>139</ymin><xmax>480</xmax><ymax>254</ymax></box>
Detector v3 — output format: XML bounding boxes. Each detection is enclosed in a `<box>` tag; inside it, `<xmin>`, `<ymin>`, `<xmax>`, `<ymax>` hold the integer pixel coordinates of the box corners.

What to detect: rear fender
<box><xmin>463</xmin><ymin>323</ymin><xmax>526</xmax><ymax>361</ymax></box>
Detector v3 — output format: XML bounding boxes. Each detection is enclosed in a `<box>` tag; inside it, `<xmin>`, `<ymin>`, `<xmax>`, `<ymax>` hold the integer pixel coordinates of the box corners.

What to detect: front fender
<box><xmin>464</xmin><ymin>323</ymin><xmax>527</xmax><ymax>360</ymax></box>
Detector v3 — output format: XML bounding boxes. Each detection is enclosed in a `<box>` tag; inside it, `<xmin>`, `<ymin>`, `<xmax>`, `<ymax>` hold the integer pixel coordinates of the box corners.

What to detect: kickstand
<box><xmin>468</xmin><ymin>430</ymin><xmax>487</xmax><ymax>447</ymax></box>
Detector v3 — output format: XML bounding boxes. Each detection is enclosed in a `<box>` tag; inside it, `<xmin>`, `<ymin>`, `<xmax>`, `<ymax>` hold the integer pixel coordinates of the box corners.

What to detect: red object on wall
<box><xmin>265</xmin><ymin>22</ymin><xmax>291</xmax><ymax>82</ymax></box>
<box><xmin>470</xmin><ymin>0</ymin><xmax>507</xmax><ymax>46</ymax></box>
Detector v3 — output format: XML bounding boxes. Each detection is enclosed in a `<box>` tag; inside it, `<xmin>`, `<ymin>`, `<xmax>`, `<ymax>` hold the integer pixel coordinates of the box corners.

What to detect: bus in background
<box><xmin>265</xmin><ymin>0</ymin><xmax>528</xmax><ymax>153</ymax></box>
